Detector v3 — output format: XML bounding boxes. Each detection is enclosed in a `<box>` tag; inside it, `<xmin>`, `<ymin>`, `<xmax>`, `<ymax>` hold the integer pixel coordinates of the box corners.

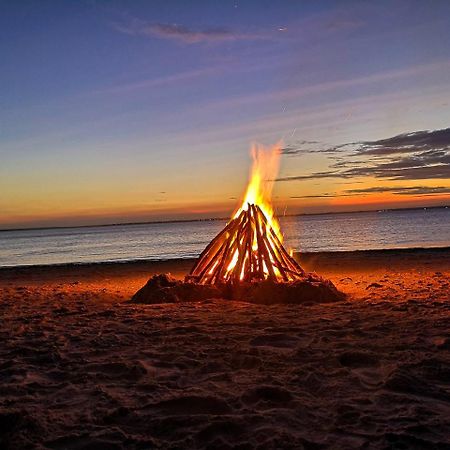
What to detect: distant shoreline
<box><xmin>1</xmin><ymin>204</ymin><xmax>448</xmax><ymax>233</ymax></box>
<box><xmin>1</xmin><ymin>245</ymin><xmax>449</xmax><ymax>271</ymax></box>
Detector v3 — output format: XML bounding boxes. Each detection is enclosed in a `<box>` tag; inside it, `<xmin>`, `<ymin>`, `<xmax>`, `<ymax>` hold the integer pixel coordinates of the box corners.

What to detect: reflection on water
<box><xmin>0</xmin><ymin>208</ymin><xmax>449</xmax><ymax>267</ymax></box>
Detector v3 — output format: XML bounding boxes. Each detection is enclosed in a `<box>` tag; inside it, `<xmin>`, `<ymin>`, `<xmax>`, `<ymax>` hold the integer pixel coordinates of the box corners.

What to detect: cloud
<box><xmin>277</xmin><ymin>171</ymin><xmax>340</xmax><ymax>182</ymax></box>
<box><xmin>114</xmin><ymin>20</ymin><xmax>265</xmax><ymax>44</ymax></box>
<box><xmin>334</xmin><ymin>127</ymin><xmax>450</xmax><ymax>156</ymax></box>
<box><xmin>93</xmin><ymin>67</ymin><xmax>217</xmax><ymax>95</ymax></box>
<box><xmin>277</xmin><ymin>127</ymin><xmax>450</xmax><ymax>182</ymax></box>
<box><xmin>281</xmin><ymin>141</ymin><xmax>321</xmax><ymax>156</ymax></box>
<box><xmin>344</xmin><ymin>186</ymin><xmax>450</xmax><ymax>196</ymax></box>
<box><xmin>289</xmin><ymin>185</ymin><xmax>450</xmax><ymax>199</ymax></box>
<box><xmin>202</xmin><ymin>60</ymin><xmax>450</xmax><ymax>117</ymax></box>
<box><xmin>290</xmin><ymin>193</ymin><xmax>353</xmax><ymax>199</ymax></box>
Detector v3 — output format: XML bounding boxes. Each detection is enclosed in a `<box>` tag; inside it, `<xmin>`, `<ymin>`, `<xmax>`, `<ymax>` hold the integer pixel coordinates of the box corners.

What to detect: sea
<box><xmin>0</xmin><ymin>207</ymin><xmax>449</xmax><ymax>268</ymax></box>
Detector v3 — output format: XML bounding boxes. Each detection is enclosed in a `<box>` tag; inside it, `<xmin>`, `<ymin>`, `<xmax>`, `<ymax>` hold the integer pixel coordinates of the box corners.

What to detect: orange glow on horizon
<box><xmin>330</xmin><ymin>192</ymin><xmax>450</xmax><ymax>208</ymax></box>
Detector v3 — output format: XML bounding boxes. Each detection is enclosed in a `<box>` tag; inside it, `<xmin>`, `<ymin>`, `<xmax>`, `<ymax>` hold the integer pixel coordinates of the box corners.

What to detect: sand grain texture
<box><xmin>0</xmin><ymin>249</ymin><xmax>449</xmax><ymax>449</ymax></box>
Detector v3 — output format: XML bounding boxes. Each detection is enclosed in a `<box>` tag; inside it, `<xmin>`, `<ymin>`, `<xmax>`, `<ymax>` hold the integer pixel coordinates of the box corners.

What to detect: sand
<box><xmin>0</xmin><ymin>248</ymin><xmax>449</xmax><ymax>449</ymax></box>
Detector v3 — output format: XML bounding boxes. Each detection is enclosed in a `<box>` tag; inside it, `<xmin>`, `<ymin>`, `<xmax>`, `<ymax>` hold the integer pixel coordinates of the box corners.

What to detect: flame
<box><xmin>233</xmin><ymin>142</ymin><xmax>282</xmax><ymax>239</ymax></box>
<box><xmin>225</xmin><ymin>142</ymin><xmax>284</xmax><ymax>280</ymax></box>
<box><xmin>188</xmin><ymin>140</ymin><xmax>306</xmax><ymax>285</ymax></box>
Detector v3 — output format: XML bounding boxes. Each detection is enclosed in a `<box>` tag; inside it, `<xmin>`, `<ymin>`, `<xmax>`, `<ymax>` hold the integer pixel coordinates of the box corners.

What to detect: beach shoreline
<box><xmin>1</xmin><ymin>245</ymin><xmax>449</xmax><ymax>281</ymax></box>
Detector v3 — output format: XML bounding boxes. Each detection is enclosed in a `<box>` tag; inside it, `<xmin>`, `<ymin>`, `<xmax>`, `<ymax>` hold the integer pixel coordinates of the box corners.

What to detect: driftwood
<box><xmin>187</xmin><ymin>204</ymin><xmax>305</xmax><ymax>284</ymax></box>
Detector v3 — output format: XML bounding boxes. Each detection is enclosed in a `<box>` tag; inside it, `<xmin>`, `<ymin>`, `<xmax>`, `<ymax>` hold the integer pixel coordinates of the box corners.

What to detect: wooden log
<box><xmin>189</xmin><ymin>210</ymin><xmax>246</xmax><ymax>277</ymax></box>
<box><xmin>212</xmin><ymin>233</ymin><xmax>238</xmax><ymax>283</ymax></box>
<box><xmin>196</xmin><ymin>238</ymin><xmax>229</xmax><ymax>283</ymax></box>
<box><xmin>244</xmin><ymin>207</ymin><xmax>256</xmax><ymax>281</ymax></box>
<box><xmin>258</xmin><ymin>227</ymin><xmax>277</xmax><ymax>280</ymax></box>
<box><xmin>254</xmin><ymin>205</ymin><xmax>305</xmax><ymax>276</ymax></box>
<box><xmin>254</xmin><ymin>207</ymin><xmax>274</xmax><ymax>280</ymax></box>
<box><xmin>252</xmin><ymin>207</ymin><xmax>290</xmax><ymax>281</ymax></box>
<box><xmin>246</xmin><ymin>206</ymin><xmax>254</xmax><ymax>278</ymax></box>
<box><xmin>267</xmin><ymin>224</ymin><xmax>304</xmax><ymax>275</ymax></box>
<box><xmin>250</xmin><ymin>205</ymin><xmax>264</xmax><ymax>279</ymax></box>
<box><xmin>235</xmin><ymin>217</ymin><xmax>252</xmax><ymax>282</ymax></box>
<box><xmin>265</xmin><ymin>237</ymin><xmax>289</xmax><ymax>282</ymax></box>
<box><xmin>198</xmin><ymin>213</ymin><xmax>246</xmax><ymax>282</ymax></box>
<box><xmin>267</xmin><ymin>233</ymin><xmax>300</xmax><ymax>276</ymax></box>
<box><xmin>190</xmin><ymin>210</ymin><xmax>246</xmax><ymax>278</ymax></box>
<box><xmin>211</xmin><ymin>210</ymin><xmax>249</xmax><ymax>283</ymax></box>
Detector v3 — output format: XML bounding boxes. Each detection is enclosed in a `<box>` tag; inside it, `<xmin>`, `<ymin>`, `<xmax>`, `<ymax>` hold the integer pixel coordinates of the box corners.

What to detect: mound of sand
<box><xmin>131</xmin><ymin>273</ymin><xmax>346</xmax><ymax>305</ymax></box>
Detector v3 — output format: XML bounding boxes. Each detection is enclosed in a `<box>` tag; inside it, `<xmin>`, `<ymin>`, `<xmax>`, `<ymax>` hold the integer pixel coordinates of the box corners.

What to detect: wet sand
<box><xmin>0</xmin><ymin>248</ymin><xmax>449</xmax><ymax>449</ymax></box>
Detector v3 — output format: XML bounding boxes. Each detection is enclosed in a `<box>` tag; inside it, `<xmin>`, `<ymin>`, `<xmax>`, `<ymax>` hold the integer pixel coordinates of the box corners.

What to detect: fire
<box><xmin>187</xmin><ymin>142</ymin><xmax>305</xmax><ymax>284</ymax></box>
<box><xmin>233</xmin><ymin>142</ymin><xmax>282</xmax><ymax>239</ymax></box>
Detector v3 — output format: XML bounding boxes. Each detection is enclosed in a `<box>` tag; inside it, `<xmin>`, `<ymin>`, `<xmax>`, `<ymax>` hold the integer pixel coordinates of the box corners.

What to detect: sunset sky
<box><xmin>1</xmin><ymin>0</ymin><xmax>450</xmax><ymax>229</ymax></box>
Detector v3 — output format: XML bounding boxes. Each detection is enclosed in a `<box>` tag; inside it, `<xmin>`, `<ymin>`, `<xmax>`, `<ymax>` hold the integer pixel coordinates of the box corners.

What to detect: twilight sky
<box><xmin>1</xmin><ymin>0</ymin><xmax>450</xmax><ymax>229</ymax></box>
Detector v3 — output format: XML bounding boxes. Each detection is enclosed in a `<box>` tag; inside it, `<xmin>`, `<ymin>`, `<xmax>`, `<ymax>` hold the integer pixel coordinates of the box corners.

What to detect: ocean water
<box><xmin>0</xmin><ymin>208</ymin><xmax>449</xmax><ymax>267</ymax></box>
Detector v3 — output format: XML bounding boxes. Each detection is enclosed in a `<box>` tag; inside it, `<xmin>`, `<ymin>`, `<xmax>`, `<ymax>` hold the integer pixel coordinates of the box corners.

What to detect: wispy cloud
<box><xmin>290</xmin><ymin>185</ymin><xmax>450</xmax><ymax>199</ymax></box>
<box><xmin>329</xmin><ymin>128</ymin><xmax>450</xmax><ymax>156</ymax></box>
<box><xmin>290</xmin><ymin>193</ymin><xmax>352</xmax><ymax>199</ymax></box>
<box><xmin>281</xmin><ymin>141</ymin><xmax>321</xmax><ymax>156</ymax></box>
<box><xmin>195</xmin><ymin>59</ymin><xmax>450</xmax><ymax>113</ymax></box>
<box><xmin>113</xmin><ymin>20</ymin><xmax>265</xmax><ymax>44</ymax></box>
<box><xmin>93</xmin><ymin>67</ymin><xmax>217</xmax><ymax>95</ymax></box>
<box><xmin>345</xmin><ymin>186</ymin><xmax>450</xmax><ymax>196</ymax></box>
<box><xmin>277</xmin><ymin>127</ymin><xmax>450</xmax><ymax>182</ymax></box>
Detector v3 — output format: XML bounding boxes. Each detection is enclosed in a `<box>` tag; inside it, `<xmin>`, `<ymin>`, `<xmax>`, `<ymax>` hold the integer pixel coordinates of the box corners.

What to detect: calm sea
<box><xmin>0</xmin><ymin>208</ymin><xmax>449</xmax><ymax>267</ymax></box>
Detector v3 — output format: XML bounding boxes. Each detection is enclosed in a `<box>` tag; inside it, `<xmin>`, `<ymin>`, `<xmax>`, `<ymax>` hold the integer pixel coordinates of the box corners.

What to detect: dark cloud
<box><xmin>290</xmin><ymin>193</ymin><xmax>356</xmax><ymax>199</ymax></box>
<box><xmin>355</xmin><ymin>128</ymin><xmax>450</xmax><ymax>156</ymax></box>
<box><xmin>281</xmin><ymin>140</ymin><xmax>321</xmax><ymax>156</ymax></box>
<box><xmin>290</xmin><ymin>186</ymin><xmax>450</xmax><ymax>199</ymax></box>
<box><xmin>290</xmin><ymin>193</ymin><xmax>335</xmax><ymax>198</ymax></box>
<box><xmin>115</xmin><ymin>20</ymin><xmax>264</xmax><ymax>44</ymax></box>
<box><xmin>277</xmin><ymin>127</ymin><xmax>450</xmax><ymax>182</ymax></box>
<box><xmin>332</xmin><ymin>150</ymin><xmax>450</xmax><ymax>180</ymax></box>
<box><xmin>321</xmin><ymin>128</ymin><xmax>450</xmax><ymax>156</ymax></box>
<box><xmin>345</xmin><ymin>186</ymin><xmax>450</xmax><ymax>196</ymax></box>
<box><xmin>277</xmin><ymin>171</ymin><xmax>340</xmax><ymax>182</ymax></box>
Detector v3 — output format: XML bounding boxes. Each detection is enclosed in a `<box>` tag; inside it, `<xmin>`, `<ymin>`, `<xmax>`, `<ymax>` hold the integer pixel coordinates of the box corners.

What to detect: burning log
<box><xmin>186</xmin><ymin>203</ymin><xmax>305</xmax><ymax>284</ymax></box>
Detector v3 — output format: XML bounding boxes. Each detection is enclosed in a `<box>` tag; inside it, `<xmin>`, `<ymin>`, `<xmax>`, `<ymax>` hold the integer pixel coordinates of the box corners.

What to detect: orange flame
<box><xmin>233</xmin><ymin>142</ymin><xmax>282</xmax><ymax>240</ymax></box>
<box><xmin>187</xmin><ymin>141</ymin><xmax>306</xmax><ymax>284</ymax></box>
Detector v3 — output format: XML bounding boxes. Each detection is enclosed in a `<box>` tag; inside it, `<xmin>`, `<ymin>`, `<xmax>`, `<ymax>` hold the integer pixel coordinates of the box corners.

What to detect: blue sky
<box><xmin>1</xmin><ymin>0</ymin><xmax>450</xmax><ymax>228</ymax></box>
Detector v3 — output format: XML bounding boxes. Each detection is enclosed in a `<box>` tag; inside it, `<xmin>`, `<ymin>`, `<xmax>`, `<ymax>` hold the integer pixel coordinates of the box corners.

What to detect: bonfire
<box><xmin>132</xmin><ymin>143</ymin><xmax>345</xmax><ymax>305</ymax></box>
<box><xmin>187</xmin><ymin>144</ymin><xmax>305</xmax><ymax>284</ymax></box>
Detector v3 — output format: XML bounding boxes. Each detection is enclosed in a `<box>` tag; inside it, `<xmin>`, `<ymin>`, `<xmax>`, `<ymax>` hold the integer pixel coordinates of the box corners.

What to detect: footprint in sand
<box><xmin>241</xmin><ymin>385</ymin><xmax>293</xmax><ymax>407</ymax></box>
<box><xmin>249</xmin><ymin>333</ymin><xmax>299</xmax><ymax>349</ymax></box>
<box><xmin>338</xmin><ymin>351</ymin><xmax>384</xmax><ymax>388</ymax></box>
<box><xmin>148</xmin><ymin>395</ymin><xmax>231</xmax><ymax>416</ymax></box>
<box><xmin>338</xmin><ymin>351</ymin><xmax>379</xmax><ymax>368</ymax></box>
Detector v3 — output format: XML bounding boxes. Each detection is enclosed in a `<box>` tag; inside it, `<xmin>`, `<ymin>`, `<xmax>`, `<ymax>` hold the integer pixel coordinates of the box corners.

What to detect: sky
<box><xmin>1</xmin><ymin>0</ymin><xmax>450</xmax><ymax>229</ymax></box>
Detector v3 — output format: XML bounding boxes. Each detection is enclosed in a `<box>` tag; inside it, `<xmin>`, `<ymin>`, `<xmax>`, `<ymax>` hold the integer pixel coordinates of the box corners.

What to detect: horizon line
<box><xmin>0</xmin><ymin>204</ymin><xmax>448</xmax><ymax>233</ymax></box>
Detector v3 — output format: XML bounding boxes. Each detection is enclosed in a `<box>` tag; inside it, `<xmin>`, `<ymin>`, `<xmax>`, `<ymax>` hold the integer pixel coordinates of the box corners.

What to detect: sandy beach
<box><xmin>0</xmin><ymin>248</ymin><xmax>449</xmax><ymax>449</ymax></box>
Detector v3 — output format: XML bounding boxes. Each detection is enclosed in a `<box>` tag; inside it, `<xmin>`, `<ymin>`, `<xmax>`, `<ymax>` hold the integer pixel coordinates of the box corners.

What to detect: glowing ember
<box><xmin>188</xmin><ymin>143</ymin><xmax>305</xmax><ymax>284</ymax></box>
